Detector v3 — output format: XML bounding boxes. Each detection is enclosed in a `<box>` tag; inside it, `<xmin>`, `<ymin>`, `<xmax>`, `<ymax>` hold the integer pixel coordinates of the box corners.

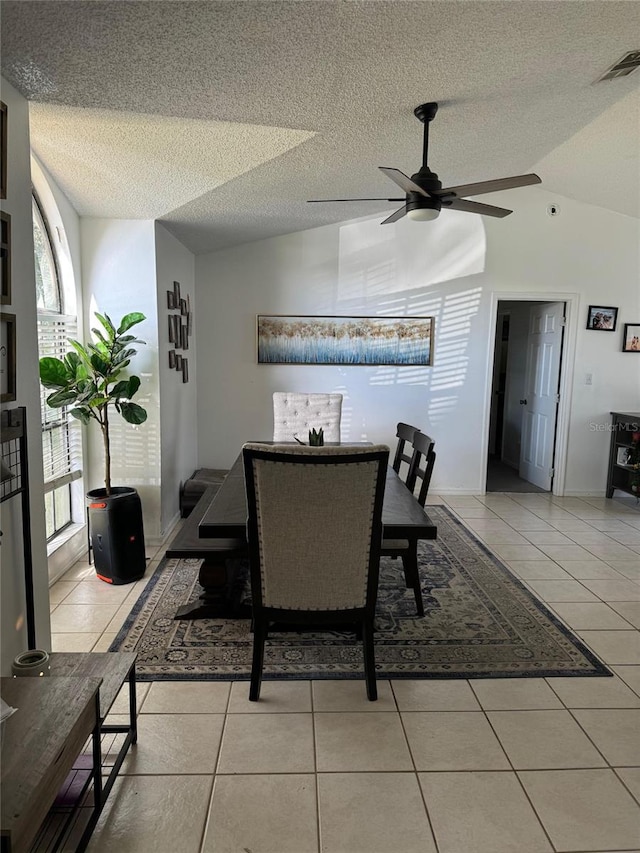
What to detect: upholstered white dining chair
<box><xmin>242</xmin><ymin>442</ymin><xmax>389</xmax><ymax>701</ymax></box>
<box><xmin>272</xmin><ymin>392</ymin><xmax>343</xmax><ymax>442</ymax></box>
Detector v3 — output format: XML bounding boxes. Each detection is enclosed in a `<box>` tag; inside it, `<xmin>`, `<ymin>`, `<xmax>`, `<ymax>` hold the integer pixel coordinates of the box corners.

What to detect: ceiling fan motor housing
<box><xmin>408</xmin><ymin>165</ymin><xmax>443</xmax><ymax>214</ymax></box>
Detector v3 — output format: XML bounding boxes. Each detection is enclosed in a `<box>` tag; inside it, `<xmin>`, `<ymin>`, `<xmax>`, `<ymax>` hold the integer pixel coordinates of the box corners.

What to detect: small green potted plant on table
<box><xmin>39</xmin><ymin>312</ymin><xmax>148</xmax><ymax>583</ymax></box>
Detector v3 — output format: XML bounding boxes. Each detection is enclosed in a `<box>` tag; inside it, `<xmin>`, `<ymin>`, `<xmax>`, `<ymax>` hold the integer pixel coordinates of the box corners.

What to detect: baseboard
<box><xmin>145</xmin><ymin>512</ymin><xmax>181</xmax><ymax>549</ymax></box>
<box><xmin>48</xmin><ymin>525</ymin><xmax>88</xmax><ymax>585</ymax></box>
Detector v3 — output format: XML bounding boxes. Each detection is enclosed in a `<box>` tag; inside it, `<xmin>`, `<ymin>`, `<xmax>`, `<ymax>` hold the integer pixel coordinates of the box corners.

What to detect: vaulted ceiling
<box><xmin>2</xmin><ymin>1</ymin><xmax>639</xmax><ymax>254</ymax></box>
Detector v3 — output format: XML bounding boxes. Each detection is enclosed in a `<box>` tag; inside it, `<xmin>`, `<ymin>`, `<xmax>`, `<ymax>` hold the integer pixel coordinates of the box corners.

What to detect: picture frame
<box><xmin>168</xmin><ymin>314</ymin><xmax>175</xmax><ymax>343</ymax></box>
<box><xmin>187</xmin><ymin>311</ymin><xmax>193</xmax><ymax>336</ymax></box>
<box><xmin>586</xmin><ymin>305</ymin><xmax>618</xmax><ymax>331</ymax></box>
<box><xmin>622</xmin><ymin>323</ymin><xmax>640</xmax><ymax>353</ymax></box>
<box><xmin>0</xmin><ymin>101</ymin><xmax>7</xmax><ymax>200</ymax></box>
<box><xmin>1</xmin><ymin>312</ymin><xmax>16</xmax><ymax>402</ymax></box>
<box><xmin>168</xmin><ymin>350</ymin><xmax>176</xmax><ymax>369</ymax></box>
<box><xmin>173</xmin><ymin>280</ymin><xmax>181</xmax><ymax>303</ymax></box>
<box><xmin>181</xmin><ymin>324</ymin><xmax>189</xmax><ymax>350</ymax></box>
<box><xmin>256</xmin><ymin>315</ymin><xmax>435</xmax><ymax>366</ymax></box>
<box><xmin>167</xmin><ymin>290</ymin><xmax>176</xmax><ymax>310</ymax></box>
<box><xmin>182</xmin><ymin>358</ymin><xmax>189</xmax><ymax>383</ymax></box>
<box><xmin>0</xmin><ymin>211</ymin><xmax>10</xmax><ymax>304</ymax></box>
<box><xmin>175</xmin><ymin>354</ymin><xmax>183</xmax><ymax>370</ymax></box>
<box><xmin>180</xmin><ymin>298</ymin><xmax>187</xmax><ymax>316</ymax></box>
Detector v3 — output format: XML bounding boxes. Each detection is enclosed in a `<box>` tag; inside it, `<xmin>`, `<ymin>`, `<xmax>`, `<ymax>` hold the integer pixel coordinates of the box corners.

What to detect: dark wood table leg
<box><xmin>174</xmin><ymin>558</ymin><xmax>251</xmax><ymax>620</ymax></box>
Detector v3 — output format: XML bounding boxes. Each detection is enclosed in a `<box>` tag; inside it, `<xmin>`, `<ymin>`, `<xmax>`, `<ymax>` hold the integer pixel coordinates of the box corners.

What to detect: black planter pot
<box><xmin>86</xmin><ymin>487</ymin><xmax>146</xmax><ymax>584</ymax></box>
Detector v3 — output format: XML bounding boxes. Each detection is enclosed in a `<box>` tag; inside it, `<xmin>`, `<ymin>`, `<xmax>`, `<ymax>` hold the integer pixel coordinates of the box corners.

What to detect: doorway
<box><xmin>487</xmin><ymin>300</ymin><xmax>566</xmax><ymax>493</ymax></box>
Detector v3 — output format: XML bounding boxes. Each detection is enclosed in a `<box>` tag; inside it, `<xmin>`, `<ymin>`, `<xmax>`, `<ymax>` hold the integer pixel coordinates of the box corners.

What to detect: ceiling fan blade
<box><xmin>308</xmin><ymin>197</ymin><xmax>405</xmax><ymax>203</ymax></box>
<box><xmin>435</xmin><ymin>173</ymin><xmax>541</xmax><ymax>199</ymax></box>
<box><xmin>379</xmin><ymin>167</ymin><xmax>429</xmax><ymax>197</ymax></box>
<box><xmin>380</xmin><ymin>205</ymin><xmax>408</xmax><ymax>225</ymax></box>
<box><xmin>446</xmin><ymin>198</ymin><xmax>512</xmax><ymax>218</ymax></box>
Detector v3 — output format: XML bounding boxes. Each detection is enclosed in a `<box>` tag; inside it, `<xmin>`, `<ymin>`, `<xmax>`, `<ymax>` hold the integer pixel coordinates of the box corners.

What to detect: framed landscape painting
<box><xmin>257</xmin><ymin>315</ymin><xmax>434</xmax><ymax>366</ymax></box>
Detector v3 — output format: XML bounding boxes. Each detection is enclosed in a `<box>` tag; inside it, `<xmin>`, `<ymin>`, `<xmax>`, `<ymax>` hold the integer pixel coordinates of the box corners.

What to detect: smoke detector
<box><xmin>597</xmin><ymin>50</ymin><xmax>640</xmax><ymax>82</ymax></box>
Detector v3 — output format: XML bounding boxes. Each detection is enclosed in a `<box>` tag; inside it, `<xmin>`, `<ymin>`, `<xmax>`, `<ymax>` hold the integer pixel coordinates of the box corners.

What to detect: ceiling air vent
<box><xmin>597</xmin><ymin>50</ymin><xmax>640</xmax><ymax>81</ymax></box>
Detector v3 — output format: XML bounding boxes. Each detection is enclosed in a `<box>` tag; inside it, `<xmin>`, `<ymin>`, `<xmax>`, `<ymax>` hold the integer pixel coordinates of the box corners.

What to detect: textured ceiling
<box><xmin>1</xmin><ymin>1</ymin><xmax>639</xmax><ymax>254</ymax></box>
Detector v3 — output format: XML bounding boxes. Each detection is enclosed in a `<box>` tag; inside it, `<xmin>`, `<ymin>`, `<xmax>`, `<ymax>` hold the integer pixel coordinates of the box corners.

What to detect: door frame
<box><xmin>481</xmin><ymin>291</ymin><xmax>580</xmax><ymax>496</ymax></box>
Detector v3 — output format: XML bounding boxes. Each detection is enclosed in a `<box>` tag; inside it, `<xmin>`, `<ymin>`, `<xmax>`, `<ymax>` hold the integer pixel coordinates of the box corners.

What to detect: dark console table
<box><xmin>1</xmin><ymin>652</ymin><xmax>137</xmax><ymax>853</ymax></box>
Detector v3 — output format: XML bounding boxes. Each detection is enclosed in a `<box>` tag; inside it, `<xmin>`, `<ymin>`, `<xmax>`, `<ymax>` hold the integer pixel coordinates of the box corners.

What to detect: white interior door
<box><xmin>519</xmin><ymin>302</ymin><xmax>565</xmax><ymax>490</ymax></box>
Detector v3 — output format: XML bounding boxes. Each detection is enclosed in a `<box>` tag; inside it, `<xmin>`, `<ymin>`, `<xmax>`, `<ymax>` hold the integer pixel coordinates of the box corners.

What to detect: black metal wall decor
<box><xmin>165</xmin><ymin>281</ymin><xmax>192</xmax><ymax>382</ymax></box>
<box><xmin>1</xmin><ymin>407</ymin><xmax>36</xmax><ymax>649</ymax></box>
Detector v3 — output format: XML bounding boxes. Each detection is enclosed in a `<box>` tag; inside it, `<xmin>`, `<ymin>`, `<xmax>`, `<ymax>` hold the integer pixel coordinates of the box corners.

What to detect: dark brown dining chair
<box><xmin>392</xmin><ymin>422</ymin><xmax>421</xmax><ymax>489</ymax></box>
<box><xmin>381</xmin><ymin>431</ymin><xmax>436</xmax><ymax>617</ymax></box>
<box><xmin>242</xmin><ymin>442</ymin><xmax>389</xmax><ymax>701</ymax></box>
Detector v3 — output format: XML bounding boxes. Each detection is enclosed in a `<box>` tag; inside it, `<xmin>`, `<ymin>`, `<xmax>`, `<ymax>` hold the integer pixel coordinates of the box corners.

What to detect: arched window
<box><xmin>33</xmin><ymin>192</ymin><xmax>82</xmax><ymax>540</ymax></box>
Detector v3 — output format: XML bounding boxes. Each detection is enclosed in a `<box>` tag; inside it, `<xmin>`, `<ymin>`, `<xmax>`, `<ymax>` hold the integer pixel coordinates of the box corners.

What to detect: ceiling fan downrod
<box><xmin>411</xmin><ymin>102</ymin><xmax>441</xmax><ymax>193</ymax></box>
<box><xmin>414</xmin><ymin>102</ymin><xmax>438</xmax><ymax>169</ymax></box>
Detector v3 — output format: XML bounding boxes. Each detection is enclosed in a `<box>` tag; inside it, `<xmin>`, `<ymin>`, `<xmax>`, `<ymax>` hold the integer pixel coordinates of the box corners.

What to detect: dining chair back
<box><xmin>272</xmin><ymin>392</ymin><xmax>343</xmax><ymax>442</ymax></box>
<box><xmin>409</xmin><ymin>431</ymin><xmax>436</xmax><ymax>507</ymax></box>
<box><xmin>242</xmin><ymin>442</ymin><xmax>389</xmax><ymax>701</ymax></box>
<box><xmin>382</xmin><ymin>430</ymin><xmax>436</xmax><ymax>617</ymax></box>
<box><xmin>392</xmin><ymin>422</ymin><xmax>421</xmax><ymax>488</ymax></box>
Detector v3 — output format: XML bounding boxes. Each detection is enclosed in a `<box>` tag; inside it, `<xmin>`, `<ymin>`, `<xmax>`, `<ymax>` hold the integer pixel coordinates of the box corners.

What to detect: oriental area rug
<box><xmin>110</xmin><ymin>505</ymin><xmax>611</xmax><ymax>682</ymax></box>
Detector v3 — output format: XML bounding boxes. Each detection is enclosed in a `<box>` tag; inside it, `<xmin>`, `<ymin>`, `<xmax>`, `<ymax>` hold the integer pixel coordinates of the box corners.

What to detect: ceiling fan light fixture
<box><xmin>406</xmin><ymin>196</ymin><xmax>441</xmax><ymax>221</ymax></box>
<box><xmin>407</xmin><ymin>206</ymin><xmax>440</xmax><ymax>221</ymax></box>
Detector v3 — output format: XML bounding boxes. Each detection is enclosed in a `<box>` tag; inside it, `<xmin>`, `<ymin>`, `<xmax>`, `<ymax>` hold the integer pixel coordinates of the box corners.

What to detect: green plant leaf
<box><xmin>90</xmin><ymin>353</ymin><xmax>111</xmax><ymax>376</ymax></box>
<box><xmin>118</xmin><ymin>312</ymin><xmax>146</xmax><ymax>334</ymax></box>
<box><xmin>120</xmin><ymin>402</ymin><xmax>147</xmax><ymax>425</ymax></box>
<box><xmin>39</xmin><ymin>357</ymin><xmax>69</xmax><ymax>388</ymax></box>
<box><xmin>110</xmin><ymin>380</ymin><xmax>130</xmax><ymax>398</ymax></box>
<box><xmin>70</xmin><ymin>407</ymin><xmax>91</xmax><ymax>425</ymax></box>
<box><xmin>127</xmin><ymin>375</ymin><xmax>141</xmax><ymax>397</ymax></box>
<box><xmin>68</xmin><ymin>339</ymin><xmax>93</xmax><ymax>369</ymax></box>
<box><xmin>47</xmin><ymin>388</ymin><xmax>78</xmax><ymax>407</ymax></box>
<box><xmin>95</xmin><ymin>312</ymin><xmax>115</xmax><ymax>339</ymax></box>
<box><xmin>92</xmin><ymin>327</ymin><xmax>110</xmax><ymax>347</ymax></box>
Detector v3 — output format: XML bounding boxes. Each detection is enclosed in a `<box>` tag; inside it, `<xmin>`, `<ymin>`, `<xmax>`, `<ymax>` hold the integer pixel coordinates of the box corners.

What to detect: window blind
<box><xmin>37</xmin><ymin>312</ymin><xmax>83</xmax><ymax>493</ymax></box>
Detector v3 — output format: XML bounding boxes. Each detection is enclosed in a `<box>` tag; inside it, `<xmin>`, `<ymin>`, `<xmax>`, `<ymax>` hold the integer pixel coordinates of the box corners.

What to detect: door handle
<box><xmin>520</xmin><ymin>399</ymin><xmax>528</xmax><ymax>405</ymax></box>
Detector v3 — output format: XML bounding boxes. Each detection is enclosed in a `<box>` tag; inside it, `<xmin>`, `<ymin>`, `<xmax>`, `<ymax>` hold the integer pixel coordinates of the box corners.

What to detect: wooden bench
<box><xmin>179</xmin><ymin>468</ymin><xmax>229</xmax><ymax>517</ymax></box>
<box><xmin>166</xmin><ymin>486</ymin><xmax>248</xmax><ymax>619</ymax></box>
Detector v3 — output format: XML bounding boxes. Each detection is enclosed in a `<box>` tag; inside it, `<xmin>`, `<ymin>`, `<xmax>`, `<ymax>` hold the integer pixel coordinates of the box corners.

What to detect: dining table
<box><xmin>174</xmin><ymin>443</ymin><xmax>437</xmax><ymax>620</ymax></box>
<box><xmin>199</xmin><ymin>445</ymin><xmax>437</xmax><ymax>542</ymax></box>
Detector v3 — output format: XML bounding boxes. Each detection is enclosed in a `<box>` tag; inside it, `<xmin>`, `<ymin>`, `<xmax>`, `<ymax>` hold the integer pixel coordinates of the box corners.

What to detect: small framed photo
<box><xmin>586</xmin><ymin>305</ymin><xmax>618</xmax><ymax>331</ymax></box>
<box><xmin>182</xmin><ymin>358</ymin><xmax>189</xmax><ymax>383</ymax></box>
<box><xmin>1</xmin><ymin>211</ymin><xmax>11</xmax><ymax>304</ymax></box>
<box><xmin>622</xmin><ymin>323</ymin><xmax>640</xmax><ymax>352</ymax></box>
<box><xmin>0</xmin><ymin>101</ymin><xmax>7</xmax><ymax>200</ymax></box>
<box><xmin>1</xmin><ymin>311</ymin><xmax>16</xmax><ymax>402</ymax></box>
<box><xmin>180</xmin><ymin>298</ymin><xmax>187</xmax><ymax>316</ymax></box>
<box><xmin>167</xmin><ymin>290</ymin><xmax>176</xmax><ymax>310</ymax></box>
<box><xmin>175</xmin><ymin>354</ymin><xmax>183</xmax><ymax>370</ymax></box>
<box><xmin>181</xmin><ymin>324</ymin><xmax>189</xmax><ymax>350</ymax></box>
<box><xmin>187</xmin><ymin>311</ymin><xmax>193</xmax><ymax>336</ymax></box>
<box><xmin>168</xmin><ymin>350</ymin><xmax>176</xmax><ymax>368</ymax></box>
<box><xmin>168</xmin><ymin>314</ymin><xmax>175</xmax><ymax>343</ymax></box>
<box><xmin>173</xmin><ymin>280</ymin><xmax>181</xmax><ymax>303</ymax></box>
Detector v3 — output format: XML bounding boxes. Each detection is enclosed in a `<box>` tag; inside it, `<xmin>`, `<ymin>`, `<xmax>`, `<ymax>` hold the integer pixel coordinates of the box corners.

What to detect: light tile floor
<box><xmin>48</xmin><ymin>493</ymin><xmax>640</xmax><ymax>853</ymax></box>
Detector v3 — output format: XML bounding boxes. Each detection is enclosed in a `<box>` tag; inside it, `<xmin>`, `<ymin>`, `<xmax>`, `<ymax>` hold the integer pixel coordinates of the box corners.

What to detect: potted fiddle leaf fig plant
<box><xmin>39</xmin><ymin>311</ymin><xmax>149</xmax><ymax>584</ymax></box>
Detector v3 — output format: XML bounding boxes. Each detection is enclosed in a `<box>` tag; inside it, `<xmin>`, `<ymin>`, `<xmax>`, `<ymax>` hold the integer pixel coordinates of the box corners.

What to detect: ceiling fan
<box><xmin>308</xmin><ymin>102</ymin><xmax>541</xmax><ymax>224</ymax></box>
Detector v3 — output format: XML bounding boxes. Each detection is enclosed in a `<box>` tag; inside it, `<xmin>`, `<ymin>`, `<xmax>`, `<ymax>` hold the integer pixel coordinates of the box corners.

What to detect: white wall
<box><xmin>154</xmin><ymin>222</ymin><xmax>197</xmax><ymax>534</ymax></box>
<box><xmin>0</xmin><ymin>79</ymin><xmax>51</xmax><ymax>672</ymax></box>
<box><xmin>80</xmin><ymin>219</ymin><xmax>163</xmax><ymax>541</ymax></box>
<box><xmin>195</xmin><ymin>188</ymin><xmax>640</xmax><ymax>495</ymax></box>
